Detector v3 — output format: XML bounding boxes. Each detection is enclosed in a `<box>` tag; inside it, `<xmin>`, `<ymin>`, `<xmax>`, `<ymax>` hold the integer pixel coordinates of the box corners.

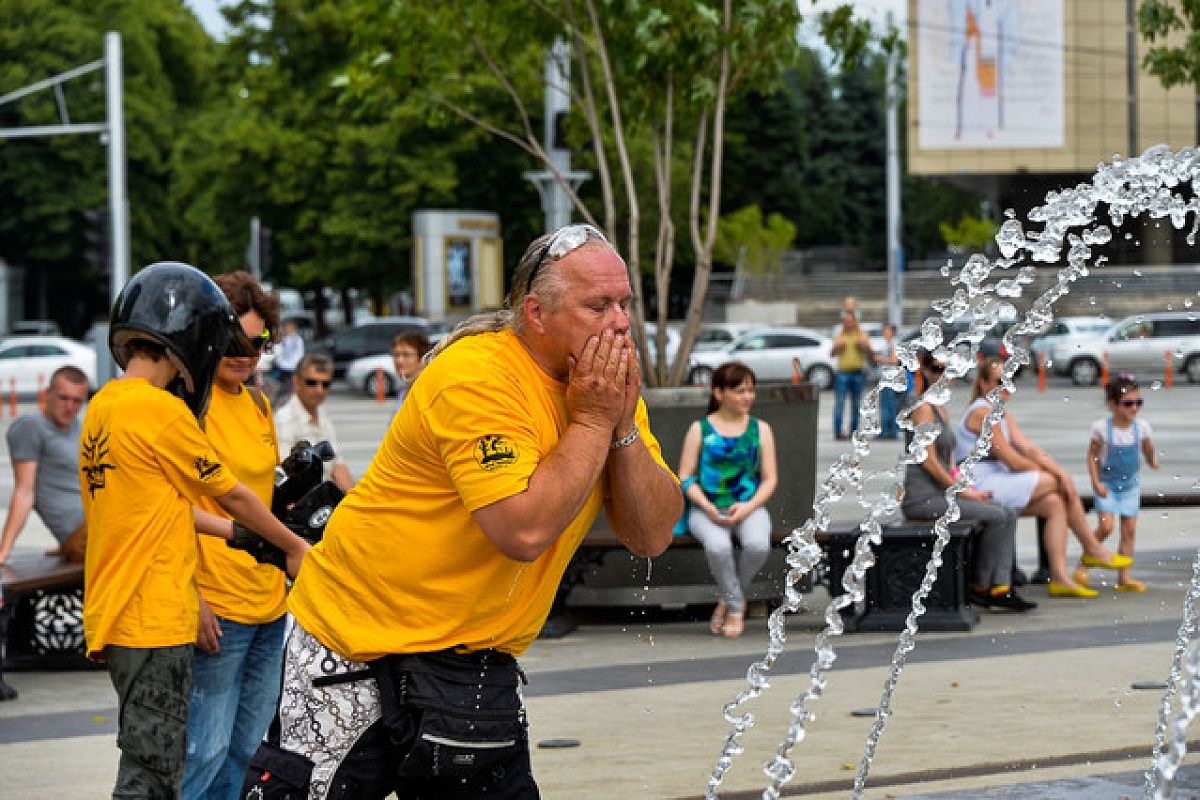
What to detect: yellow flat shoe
<box><xmin>1081</xmin><ymin>553</ymin><xmax>1134</xmax><ymax>570</ymax></box>
<box><xmin>1048</xmin><ymin>581</ymin><xmax>1099</xmax><ymax>599</ymax></box>
<box><xmin>1116</xmin><ymin>579</ymin><xmax>1147</xmax><ymax>593</ymax></box>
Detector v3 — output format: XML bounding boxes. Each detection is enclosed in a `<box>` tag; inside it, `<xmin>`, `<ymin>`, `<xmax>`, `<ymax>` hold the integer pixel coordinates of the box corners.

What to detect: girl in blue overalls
<box><xmin>1078</xmin><ymin>374</ymin><xmax>1160</xmax><ymax>591</ymax></box>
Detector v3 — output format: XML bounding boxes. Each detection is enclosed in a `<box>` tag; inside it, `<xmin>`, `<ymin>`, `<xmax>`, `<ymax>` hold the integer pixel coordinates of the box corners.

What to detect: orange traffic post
<box><xmin>37</xmin><ymin>373</ymin><xmax>46</xmax><ymax>412</ymax></box>
<box><xmin>1165</xmin><ymin>351</ymin><xmax>1174</xmax><ymax>389</ymax></box>
<box><xmin>8</xmin><ymin>377</ymin><xmax>15</xmax><ymax>418</ymax></box>
<box><xmin>1037</xmin><ymin>353</ymin><xmax>1047</xmax><ymax>392</ymax></box>
<box><xmin>375</xmin><ymin>367</ymin><xmax>386</xmax><ymax>402</ymax></box>
<box><xmin>791</xmin><ymin>358</ymin><xmax>801</xmax><ymax>385</ymax></box>
<box><xmin>1100</xmin><ymin>352</ymin><xmax>1109</xmax><ymax>387</ymax></box>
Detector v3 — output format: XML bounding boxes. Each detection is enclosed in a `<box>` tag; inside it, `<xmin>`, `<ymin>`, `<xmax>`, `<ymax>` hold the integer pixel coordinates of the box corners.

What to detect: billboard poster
<box><xmin>917</xmin><ymin>0</ymin><xmax>1064</xmax><ymax>149</ymax></box>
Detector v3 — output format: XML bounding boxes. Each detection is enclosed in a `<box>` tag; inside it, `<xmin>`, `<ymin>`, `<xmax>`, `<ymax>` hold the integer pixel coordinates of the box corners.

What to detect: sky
<box><xmin>185</xmin><ymin>0</ymin><xmax>908</xmax><ymax>42</ymax></box>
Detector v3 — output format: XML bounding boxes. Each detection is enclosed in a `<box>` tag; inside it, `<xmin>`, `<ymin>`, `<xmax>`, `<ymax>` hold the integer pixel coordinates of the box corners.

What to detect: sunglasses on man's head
<box><xmin>1119</xmin><ymin>398</ymin><xmax>1144</xmax><ymax>408</ymax></box>
<box><xmin>525</xmin><ymin>223</ymin><xmax>609</xmax><ymax>294</ymax></box>
<box><xmin>303</xmin><ymin>378</ymin><xmax>332</xmax><ymax>389</ymax></box>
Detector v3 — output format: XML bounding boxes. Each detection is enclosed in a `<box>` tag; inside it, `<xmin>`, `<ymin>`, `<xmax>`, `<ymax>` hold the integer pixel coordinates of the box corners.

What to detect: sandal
<box><xmin>709</xmin><ymin>602</ymin><xmax>728</xmax><ymax>635</ymax></box>
<box><xmin>722</xmin><ymin>611</ymin><xmax>745</xmax><ymax>638</ymax></box>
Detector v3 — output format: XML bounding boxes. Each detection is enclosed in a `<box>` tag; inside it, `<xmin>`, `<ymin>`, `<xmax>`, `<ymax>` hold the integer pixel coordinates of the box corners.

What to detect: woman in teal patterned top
<box><xmin>678</xmin><ymin>362</ymin><xmax>778</xmax><ymax>637</ymax></box>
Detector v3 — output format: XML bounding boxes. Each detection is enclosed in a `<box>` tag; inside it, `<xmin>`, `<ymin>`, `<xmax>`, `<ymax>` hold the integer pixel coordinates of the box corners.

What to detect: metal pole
<box><xmin>248</xmin><ymin>217</ymin><xmax>262</xmax><ymax>280</ymax></box>
<box><xmin>885</xmin><ymin>12</ymin><xmax>903</xmax><ymax>327</ymax></box>
<box><xmin>105</xmin><ymin>32</ymin><xmax>130</xmax><ymax>303</ymax></box>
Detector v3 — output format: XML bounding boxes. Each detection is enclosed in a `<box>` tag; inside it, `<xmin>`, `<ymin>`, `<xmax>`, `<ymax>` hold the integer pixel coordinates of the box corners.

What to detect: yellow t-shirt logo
<box><xmin>475</xmin><ymin>434</ymin><xmax>518</xmax><ymax>471</ymax></box>
<box><xmin>81</xmin><ymin>430</ymin><xmax>116</xmax><ymax>497</ymax></box>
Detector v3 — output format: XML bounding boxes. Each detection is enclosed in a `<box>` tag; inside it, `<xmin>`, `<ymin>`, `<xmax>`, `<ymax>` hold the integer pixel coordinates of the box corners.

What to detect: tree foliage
<box><xmin>0</xmin><ymin>0</ymin><xmax>214</xmax><ymax>333</ymax></box>
<box><xmin>1138</xmin><ymin>0</ymin><xmax>1200</xmax><ymax>87</ymax></box>
<box><xmin>714</xmin><ymin>205</ymin><xmax>796</xmax><ymax>276</ymax></box>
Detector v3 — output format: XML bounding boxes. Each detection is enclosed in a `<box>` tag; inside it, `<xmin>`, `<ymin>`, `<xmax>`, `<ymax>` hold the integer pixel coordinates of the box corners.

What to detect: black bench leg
<box><xmin>0</xmin><ymin>604</ymin><xmax>18</xmax><ymax>701</ymax></box>
<box><xmin>1027</xmin><ymin>518</ymin><xmax>1051</xmax><ymax>584</ymax></box>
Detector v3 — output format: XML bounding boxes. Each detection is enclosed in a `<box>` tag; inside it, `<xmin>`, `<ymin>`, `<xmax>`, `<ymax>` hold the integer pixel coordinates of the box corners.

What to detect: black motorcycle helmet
<box><xmin>109</xmin><ymin>262</ymin><xmax>255</xmax><ymax>421</ymax></box>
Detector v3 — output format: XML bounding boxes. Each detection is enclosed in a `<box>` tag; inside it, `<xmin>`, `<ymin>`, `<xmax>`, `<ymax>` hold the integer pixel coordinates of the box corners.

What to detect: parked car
<box><xmin>642</xmin><ymin>322</ymin><xmax>681</xmax><ymax>368</ymax></box>
<box><xmin>345</xmin><ymin>331</ymin><xmax>447</xmax><ymax>396</ymax></box>
<box><xmin>899</xmin><ymin>309</ymin><xmax>1024</xmax><ymax>362</ymax></box>
<box><xmin>0</xmin><ymin>335</ymin><xmax>97</xmax><ymax>394</ymax></box>
<box><xmin>1051</xmin><ymin>311</ymin><xmax>1200</xmax><ymax>386</ymax></box>
<box><xmin>9</xmin><ymin>320</ymin><xmax>61</xmax><ymax>337</ymax></box>
<box><xmin>687</xmin><ymin>327</ymin><xmax>836</xmax><ymax>389</ymax></box>
<box><xmin>1030</xmin><ymin>316</ymin><xmax>1112</xmax><ymax>367</ymax></box>
<box><xmin>312</xmin><ymin>317</ymin><xmax>447</xmax><ymax>378</ymax></box>
<box><xmin>692</xmin><ymin>323</ymin><xmax>760</xmax><ymax>352</ymax></box>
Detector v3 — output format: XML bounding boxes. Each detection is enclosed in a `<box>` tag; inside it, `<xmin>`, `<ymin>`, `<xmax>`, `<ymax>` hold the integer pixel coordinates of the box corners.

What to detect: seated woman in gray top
<box><xmin>902</xmin><ymin>351</ymin><xmax>1033</xmax><ymax>611</ymax></box>
<box><xmin>955</xmin><ymin>356</ymin><xmax>1131</xmax><ymax>599</ymax></box>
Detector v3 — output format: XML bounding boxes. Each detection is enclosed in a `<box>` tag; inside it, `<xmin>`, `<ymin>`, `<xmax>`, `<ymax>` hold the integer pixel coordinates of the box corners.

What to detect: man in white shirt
<box><xmin>273</xmin><ymin>353</ymin><xmax>354</xmax><ymax>490</ymax></box>
<box><xmin>271</xmin><ymin>318</ymin><xmax>305</xmax><ymax>405</ymax></box>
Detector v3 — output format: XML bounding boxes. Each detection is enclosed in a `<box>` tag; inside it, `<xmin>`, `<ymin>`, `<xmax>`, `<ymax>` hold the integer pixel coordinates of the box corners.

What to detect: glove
<box><xmin>226</xmin><ymin>521</ymin><xmax>287</xmax><ymax>571</ymax></box>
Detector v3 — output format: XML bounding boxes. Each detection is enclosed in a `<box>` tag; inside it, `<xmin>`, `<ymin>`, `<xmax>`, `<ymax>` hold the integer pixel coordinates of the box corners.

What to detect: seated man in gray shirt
<box><xmin>0</xmin><ymin>366</ymin><xmax>90</xmax><ymax>564</ymax></box>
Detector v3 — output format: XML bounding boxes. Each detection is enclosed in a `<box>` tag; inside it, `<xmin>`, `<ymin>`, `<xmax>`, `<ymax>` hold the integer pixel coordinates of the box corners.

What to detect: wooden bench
<box><xmin>818</xmin><ymin>520</ymin><xmax>984</xmax><ymax>632</ymax></box>
<box><xmin>0</xmin><ymin>553</ymin><xmax>88</xmax><ymax>699</ymax></box>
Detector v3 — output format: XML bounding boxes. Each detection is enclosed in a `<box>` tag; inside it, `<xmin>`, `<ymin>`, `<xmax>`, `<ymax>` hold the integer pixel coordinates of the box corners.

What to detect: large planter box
<box><xmin>565</xmin><ymin>382</ymin><xmax>819</xmax><ymax>610</ymax></box>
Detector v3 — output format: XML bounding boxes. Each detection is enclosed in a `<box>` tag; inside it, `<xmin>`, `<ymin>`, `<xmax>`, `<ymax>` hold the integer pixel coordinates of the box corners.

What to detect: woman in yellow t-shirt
<box><xmin>181</xmin><ymin>272</ymin><xmax>287</xmax><ymax>800</ymax></box>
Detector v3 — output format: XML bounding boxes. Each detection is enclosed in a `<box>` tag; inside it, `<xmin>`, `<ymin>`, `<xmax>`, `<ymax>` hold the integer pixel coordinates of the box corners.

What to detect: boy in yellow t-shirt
<box><xmin>82</xmin><ymin>263</ymin><xmax>309</xmax><ymax>799</ymax></box>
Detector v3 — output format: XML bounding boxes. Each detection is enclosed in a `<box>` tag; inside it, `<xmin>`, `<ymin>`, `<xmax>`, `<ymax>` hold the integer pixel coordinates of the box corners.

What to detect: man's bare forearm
<box><xmin>604</xmin><ymin>441</ymin><xmax>681</xmax><ymax>558</ymax></box>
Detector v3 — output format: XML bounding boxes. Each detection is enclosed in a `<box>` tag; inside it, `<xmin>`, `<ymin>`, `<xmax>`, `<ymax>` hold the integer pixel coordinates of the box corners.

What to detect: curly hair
<box><xmin>212</xmin><ymin>271</ymin><xmax>281</xmax><ymax>343</ymax></box>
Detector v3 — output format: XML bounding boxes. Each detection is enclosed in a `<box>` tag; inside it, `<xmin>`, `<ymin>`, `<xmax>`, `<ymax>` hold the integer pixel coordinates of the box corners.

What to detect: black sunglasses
<box><xmin>303</xmin><ymin>378</ymin><xmax>332</xmax><ymax>389</ymax></box>
<box><xmin>228</xmin><ymin>329</ymin><xmax>272</xmax><ymax>356</ymax></box>
<box><xmin>525</xmin><ymin>224</ymin><xmax>609</xmax><ymax>295</ymax></box>
<box><xmin>1119</xmin><ymin>398</ymin><xmax>1144</xmax><ymax>408</ymax></box>
<box><xmin>925</xmin><ymin>362</ymin><xmax>946</xmax><ymax>374</ymax></box>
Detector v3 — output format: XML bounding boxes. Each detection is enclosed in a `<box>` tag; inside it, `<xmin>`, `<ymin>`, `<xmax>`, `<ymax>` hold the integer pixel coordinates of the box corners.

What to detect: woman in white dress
<box><xmin>954</xmin><ymin>357</ymin><xmax>1131</xmax><ymax>599</ymax></box>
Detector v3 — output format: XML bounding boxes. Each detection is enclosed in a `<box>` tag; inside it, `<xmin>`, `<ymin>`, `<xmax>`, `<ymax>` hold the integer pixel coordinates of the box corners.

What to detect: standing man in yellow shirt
<box><xmin>81</xmin><ymin>263</ymin><xmax>309</xmax><ymax>799</ymax></box>
<box><xmin>242</xmin><ymin>225</ymin><xmax>682</xmax><ymax>800</ymax></box>
<box><xmin>831</xmin><ymin>306</ymin><xmax>873</xmax><ymax>440</ymax></box>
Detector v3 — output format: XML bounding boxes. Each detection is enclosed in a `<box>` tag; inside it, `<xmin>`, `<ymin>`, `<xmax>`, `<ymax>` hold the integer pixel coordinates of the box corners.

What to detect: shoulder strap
<box><xmin>247</xmin><ymin>386</ymin><xmax>269</xmax><ymax>417</ymax></box>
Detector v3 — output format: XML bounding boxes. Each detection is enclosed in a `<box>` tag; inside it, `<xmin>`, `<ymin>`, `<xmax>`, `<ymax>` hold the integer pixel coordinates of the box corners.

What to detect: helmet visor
<box><xmin>224</xmin><ymin>326</ymin><xmax>256</xmax><ymax>358</ymax></box>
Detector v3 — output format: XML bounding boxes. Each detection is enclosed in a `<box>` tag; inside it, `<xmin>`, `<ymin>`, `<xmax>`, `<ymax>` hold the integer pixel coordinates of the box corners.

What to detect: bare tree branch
<box><xmin>584</xmin><ymin>0</ymin><xmax>650</xmax><ymax>378</ymax></box>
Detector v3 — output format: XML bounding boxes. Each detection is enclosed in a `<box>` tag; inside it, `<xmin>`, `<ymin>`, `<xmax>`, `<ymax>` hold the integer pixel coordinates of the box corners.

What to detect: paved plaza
<box><xmin>2</xmin><ymin>377</ymin><xmax>1200</xmax><ymax>798</ymax></box>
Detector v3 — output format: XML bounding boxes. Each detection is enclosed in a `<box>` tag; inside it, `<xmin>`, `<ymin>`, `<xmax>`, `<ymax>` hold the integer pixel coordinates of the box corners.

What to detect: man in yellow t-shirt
<box><xmin>831</xmin><ymin>307</ymin><xmax>874</xmax><ymax>440</ymax></box>
<box><xmin>243</xmin><ymin>226</ymin><xmax>682</xmax><ymax>800</ymax></box>
<box><xmin>82</xmin><ymin>263</ymin><xmax>310</xmax><ymax>799</ymax></box>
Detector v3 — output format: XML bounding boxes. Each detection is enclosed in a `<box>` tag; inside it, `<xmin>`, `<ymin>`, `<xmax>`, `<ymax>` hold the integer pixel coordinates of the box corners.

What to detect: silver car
<box><xmin>1031</xmin><ymin>315</ymin><xmax>1112</xmax><ymax>367</ymax></box>
<box><xmin>687</xmin><ymin>327</ymin><xmax>836</xmax><ymax>389</ymax></box>
<box><xmin>1052</xmin><ymin>312</ymin><xmax>1200</xmax><ymax>386</ymax></box>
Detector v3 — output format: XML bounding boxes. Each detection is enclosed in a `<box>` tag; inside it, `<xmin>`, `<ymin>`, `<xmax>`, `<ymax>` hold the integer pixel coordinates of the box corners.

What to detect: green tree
<box><xmin>714</xmin><ymin>205</ymin><xmax>796</xmax><ymax>278</ymax></box>
<box><xmin>939</xmin><ymin>213</ymin><xmax>999</xmax><ymax>255</ymax></box>
<box><xmin>1139</xmin><ymin>0</ymin><xmax>1200</xmax><ymax>87</ymax></box>
<box><xmin>172</xmin><ymin>0</ymin><xmax>489</xmax><ymax>318</ymax></box>
<box><xmin>0</xmin><ymin>0</ymin><xmax>214</xmax><ymax>333</ymax></box>
<box><xmin>334</xmin><ymin>0</ymin><xmax>831</xmax><ymax>385</ymax></box>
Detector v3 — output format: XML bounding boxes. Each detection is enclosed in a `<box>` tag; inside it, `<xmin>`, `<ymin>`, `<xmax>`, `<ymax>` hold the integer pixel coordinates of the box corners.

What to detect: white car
<box><xmin>345</xmin><ymin>331</ymin><xmax>446</xmax><ymax>396</ymax></box>
<box><xmin>642</xmin><ymin>322</ymin><xmax>681</xmax><ymax>368</ymax></box>
<box><xmin>0</xmin><ymin>336</ymin><xmax>97</xmax><ymax>394</ymax></box>
<box><xmin>346</xmin><ymin>353</ymin><xmax>400</xmax><ymax>396</ymax></box>
<box><xmin>692</xmin><ymin>323</ymin><xmax>760</xmax><ymax>352</ymax></box>
<box><xmin>687</xmin><ymin>327</ymin><xmax>836</xmax><ymax>389</ymax></box>
<box><xmin>1052</xmin><ymin>311</ymin><xmax>1200</xmax><ymax>385</ymax></box>
<box><xmin>1031</xmin><ymin>316</ymin><xmax>1112</xmax><ymax>367</ymax></box>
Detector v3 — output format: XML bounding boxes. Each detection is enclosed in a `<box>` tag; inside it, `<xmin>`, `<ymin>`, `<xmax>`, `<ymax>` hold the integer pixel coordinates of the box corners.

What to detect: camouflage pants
<box><xmin>106</xmin><ymin>645</ymin><xmax>192</xmax><ymax>799</ymax></box>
